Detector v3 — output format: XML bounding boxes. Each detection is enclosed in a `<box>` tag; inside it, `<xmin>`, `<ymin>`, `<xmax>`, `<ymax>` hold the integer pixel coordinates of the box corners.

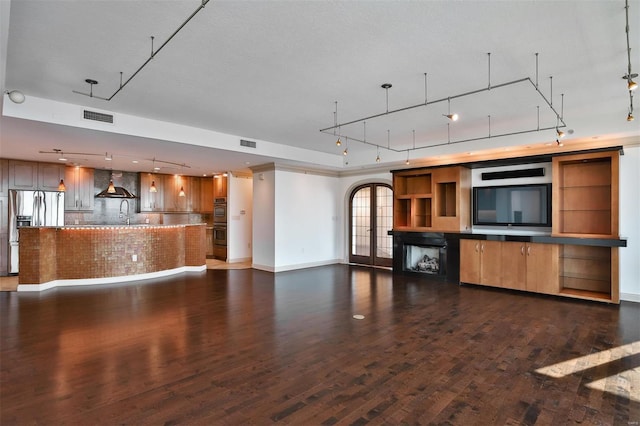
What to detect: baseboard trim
<box><xmin>620</xmin><ymin>292</ymin><xmax>640</xmax><ymax>303</ymax></box>
<box><xmin>252</xmin><ymin>259</ymin><xmax>342</xmax><ymax>273</ymax></box>
<box><xmin>17</xmin><ymin>265</ymin><xmax>207</xmax><ymax>292</ymax></box>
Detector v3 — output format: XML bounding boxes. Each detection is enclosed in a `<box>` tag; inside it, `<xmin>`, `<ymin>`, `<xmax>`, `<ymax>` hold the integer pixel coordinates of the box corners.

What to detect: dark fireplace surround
<box><xmin>392</xmin><ymin>232</ymin><xmax>461</xmax><ymax>282</ymax></box>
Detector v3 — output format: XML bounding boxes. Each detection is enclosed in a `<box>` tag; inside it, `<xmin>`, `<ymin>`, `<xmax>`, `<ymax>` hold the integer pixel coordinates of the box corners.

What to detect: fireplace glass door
<box><xmin>349</xmin><ymin>184</ymin><xmax>393</xmax><ymax>267</ymax></box>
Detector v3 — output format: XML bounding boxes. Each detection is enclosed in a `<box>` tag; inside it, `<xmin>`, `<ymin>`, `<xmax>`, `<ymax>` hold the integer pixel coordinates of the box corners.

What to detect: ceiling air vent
<box><xmin>240</xmin><ymin>139</ymin><xmax>257</xmax><ymax>148</ymax></box>
<box><xmin>83</xmin><ymin>109</ymin><xmax>114</xmax><ymax>124</ymax></box>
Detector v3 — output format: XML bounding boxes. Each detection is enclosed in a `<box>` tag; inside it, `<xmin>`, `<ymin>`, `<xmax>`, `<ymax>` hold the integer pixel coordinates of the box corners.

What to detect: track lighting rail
<box><xmin>320</xmin><ymin>77</ymin><xmax>566</xmax><ymax>153</ymax></box>
<box><xmin>73</xmin><ymin>0</ymin><xmax>210</xmax><ymax>101</ymax></box>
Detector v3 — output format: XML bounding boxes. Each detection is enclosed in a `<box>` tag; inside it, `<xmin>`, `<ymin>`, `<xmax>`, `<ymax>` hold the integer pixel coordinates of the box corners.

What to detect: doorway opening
<box><xmin>349</xmin><ymin>183</ymin><xmax>393</xmax><ymax>267</ymax></box>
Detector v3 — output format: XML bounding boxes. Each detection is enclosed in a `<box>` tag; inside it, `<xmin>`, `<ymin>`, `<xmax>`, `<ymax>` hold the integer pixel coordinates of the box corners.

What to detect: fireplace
<box><xmin>392</xmin><ymin>231</ymin><xmax>459</xmax><ymax>281</ymax></box>
<box><xmin>404</xmin><ymin>244</ymin><xmax>446</xmax><ymax>275</ymax></box>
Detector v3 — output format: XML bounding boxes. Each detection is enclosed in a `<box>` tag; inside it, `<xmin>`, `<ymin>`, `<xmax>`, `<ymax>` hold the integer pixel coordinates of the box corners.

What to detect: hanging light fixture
<box><xmin>107</xmin><ymin>179</ymin><xmax>116</xmax><ymax>193</ymax></box>
<box><xmin>343</xmin><ymin>137</ymin><xmax>348</xmax><ymax>156</ymax></box>
<box><xmin>178</xmin><ymin>165</ymin><xmax>186</xmax><ymax>197</ymax></box>
<box><xmin>58</xmin><ymin>179</ymin><xmax>66</xmax><ymax>192</ymax></box>
<box><xmin>375</xmin><ymin>146</ymin><xmax>381</xmax><ymax>163</ymax></box>
<box><xmin>149</xmin><ymin>159</ymin><xmax>158</xmax><ymax>192</ymax></box>
<box><xmin>333</xmin><ymin>102</ymin><xmax>342</xmax><ymax>146</ymax></box>
<box><xmin>623</xmin><ymin>0</ymin><xmax>638</xmax><ymax>122</ymax></box>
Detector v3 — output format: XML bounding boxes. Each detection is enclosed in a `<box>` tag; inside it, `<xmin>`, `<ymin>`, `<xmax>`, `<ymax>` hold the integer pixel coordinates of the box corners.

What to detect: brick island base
<box><xmin>18</xmin><ymin>224</ymin><xmax>207</xmax><ymax>291</ymax></box>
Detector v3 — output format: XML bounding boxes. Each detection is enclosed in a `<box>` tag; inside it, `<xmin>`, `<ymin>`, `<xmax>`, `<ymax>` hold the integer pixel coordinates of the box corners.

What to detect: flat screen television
<box><xmin>473</xmin><ymin>183</ymin><xmax>551</xmax><ymax>227</ymax></box>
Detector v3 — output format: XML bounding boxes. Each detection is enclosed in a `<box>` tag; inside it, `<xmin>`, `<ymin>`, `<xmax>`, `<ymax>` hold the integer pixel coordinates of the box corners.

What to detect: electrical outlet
<box><xmin>132</xmin><ymin>254</ymin><xmax>137</xmax><ymax>262</ymax></box>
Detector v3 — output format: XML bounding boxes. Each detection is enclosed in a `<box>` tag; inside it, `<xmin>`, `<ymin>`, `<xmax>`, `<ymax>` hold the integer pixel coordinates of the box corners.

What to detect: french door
<box><xmin>349</xmin><ymin>183</ymin><xmax>393</xmax><ymax>267</ymax></box>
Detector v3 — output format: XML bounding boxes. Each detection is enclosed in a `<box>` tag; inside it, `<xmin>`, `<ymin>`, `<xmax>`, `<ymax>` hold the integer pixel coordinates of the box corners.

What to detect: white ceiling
<box><xmin>1</xmin><ymin>0</ymin><xmax>639</xmax><ymax>177</ymax></box>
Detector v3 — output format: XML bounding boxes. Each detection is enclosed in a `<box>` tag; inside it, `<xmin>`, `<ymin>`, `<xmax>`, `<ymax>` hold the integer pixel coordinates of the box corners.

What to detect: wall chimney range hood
<box><xmin>96</xmin><ymin>186</ymin><xmax>136</xmax><ymax>198</ymax></box>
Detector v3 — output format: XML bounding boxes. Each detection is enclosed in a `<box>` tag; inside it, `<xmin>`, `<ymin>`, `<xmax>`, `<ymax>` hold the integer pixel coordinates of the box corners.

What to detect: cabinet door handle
<box><xmin>527</xmin><ymin>246</ymin><xmax>531</xmax><ymax>256</ymax></box>
<box><xmin>475</xmin><ymin>243</ymin><xmax>479</xmax><ymax>252</ymax></box>
<box><xmin>481</xmin><ymin>243</ymin><xmax>484</xmax><ymax>253</ymax></box>
<box><xmin>521</xmin><ymin>246</ymin><xmax>525</xmax><ymax>255</ymax></box>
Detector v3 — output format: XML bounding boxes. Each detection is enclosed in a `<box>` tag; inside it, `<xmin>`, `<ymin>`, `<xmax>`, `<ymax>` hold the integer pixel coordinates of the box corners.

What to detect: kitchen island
<box><xmin>18</xmin><ymin>224</ymin><xmax>207</xmax><ymax>291</ymax></box>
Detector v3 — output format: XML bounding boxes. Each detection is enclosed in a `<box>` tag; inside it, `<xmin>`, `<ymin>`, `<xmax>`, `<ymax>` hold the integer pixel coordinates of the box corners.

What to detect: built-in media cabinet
<box><xmin>393</xmin><ymin>166</ymin><xmax>471</xmax><ymax>232</ymax></box>
<box><xmin>391</xmin><ymin>148</ymin><xmax>625</xmax><ymax>304</ymax></box>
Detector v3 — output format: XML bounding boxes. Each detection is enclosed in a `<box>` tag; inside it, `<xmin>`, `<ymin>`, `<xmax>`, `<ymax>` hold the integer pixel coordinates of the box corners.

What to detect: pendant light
<box><xmin>107</xmin><ymin>180</ymin><xmax>116</xmax><ymax>193</ymax></box>
<box><xmin>149</xmin><ymin>159</ymin><xmax>158</xmax><ymax>192</ymax></box>
<box><xmin>58</xmin><ymin>179</ymin><xmax>66</xmax><ymax>192</ymax></box>
<box><xmin>334</xmin><ymin>102</ymin><xmax>342</xmax><ymax>146</ymax></box>
<box><xmin>178</xmin><ymin>164</ymin><xmax>186</xmax><ymax>197</ymax></box>
<box><xmin>443</xmin><ymin>97</ymin><xmax>459</xmax><ymax>121</ymax></box>
<box><xmin>343</xmin><ymin>137</ymin><xmax>348</xmax><ymax>156</ymax></box>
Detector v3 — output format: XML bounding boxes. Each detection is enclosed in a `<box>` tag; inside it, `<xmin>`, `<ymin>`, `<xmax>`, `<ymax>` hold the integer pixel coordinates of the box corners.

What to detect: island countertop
<box><xmin>18</xmin><ymin>223</ymin><xmax>207</xmax><ymax>291</ymax></box>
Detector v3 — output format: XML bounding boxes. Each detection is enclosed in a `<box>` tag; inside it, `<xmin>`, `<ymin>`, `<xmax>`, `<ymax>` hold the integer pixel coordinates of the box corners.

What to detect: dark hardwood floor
<box><xmin>1</xmin><ymin>265</ymin><xmax>638</xmax><ymax>425</ymax></box>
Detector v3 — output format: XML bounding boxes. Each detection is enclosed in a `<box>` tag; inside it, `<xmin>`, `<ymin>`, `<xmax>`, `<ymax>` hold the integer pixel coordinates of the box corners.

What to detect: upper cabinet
<box><xmin>138</xmin><ymin>173</ymin><xmax>215</xmax><ymax>213</ymax></box>
<box><xmin>8</xmin><ymin>160</ymin><xmax>65</xmax><ymax>191</ymax></box>
<box><xmin>200</xmin><ymin>177</ymin><xmax>213</xmax><ymax>213</ymax></box>
<box><xmin>64</xmin><ymin>166</ymin><xmax>95</xmax><ymax>211</ymax></box>
<box><xmin>0</xmin><ymin>159</ymin><xmax>8</xmax><ymax>196</ymax></box>
<box><xmin>552</xmin><ymin>150</ymin><xmax>619</xmax><ymax>238</ymax></box>
<box><xmin>213</xmin><ymin>175</ymin><xmax>227</xmax><ymax>198</ymax></box>
<box><xmin>393</xmin><ymin>165</ymin><xmax>470</xmax><ymax>232</ymax></box>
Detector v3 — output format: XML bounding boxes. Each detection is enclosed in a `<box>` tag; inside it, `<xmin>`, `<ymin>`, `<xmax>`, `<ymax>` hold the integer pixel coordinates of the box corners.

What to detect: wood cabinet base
<box><xmin>460</xmin><ymin>239</ymin><xmax>618</xmax><ymax>304</ymax></box>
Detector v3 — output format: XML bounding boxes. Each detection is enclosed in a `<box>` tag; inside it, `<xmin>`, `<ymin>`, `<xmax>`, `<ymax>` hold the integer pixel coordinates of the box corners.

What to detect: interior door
<box><xmin>349</xmin><ymin>184</ymin><xmax>393</xmax><ymax>267</ymax></box>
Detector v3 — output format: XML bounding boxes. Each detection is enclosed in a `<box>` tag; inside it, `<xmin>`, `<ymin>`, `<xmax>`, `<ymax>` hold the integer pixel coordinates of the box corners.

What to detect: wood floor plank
<box><xmin>1</xmin><ymin>265</ymin><xmax>638</xmax><ymax>424</ymax></box>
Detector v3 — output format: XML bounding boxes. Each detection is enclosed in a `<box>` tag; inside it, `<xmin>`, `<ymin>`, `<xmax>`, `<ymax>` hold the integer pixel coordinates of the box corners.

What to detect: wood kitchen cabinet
<box><xmin>200</xmin><ymin>178</ymin><xmax>213</xmax><ymax>213</ymax></box>
<box><xmin>460</xmin><ymin>239</ymin><xmax>502</xmax><ymax>286</ymax></box>
<box><xmin>64</xmin><ymin>166</ymin><xmax>94</xmax><ymax>211</ymax></box>
<box><xmin>213</xmin><ymin>175</ymin><xmax>227</xmax><ymax>198</ymax></box>
<box><xmin>0</xmin><ymin>159</ymin><xmax>8</xmax><ymax>196</ymax></box>
<box><xmin>206</xmin><ymin>227</ymin><xmax>214</xmax><ymax>257</ymax></box>
<box><xmin>163</xmin><ymin>174</ymin><xmax>192</xmax><ymax>212</ymax></box>
<box><xmin>190</xmin><ymin>177</ymin><xmax>201</xmax><ymax>212</ymax></box>
<box><xmin>500</xmin><ymin>241</ymin><xmax>558</xmax><ymax>294</ymax></box>
<box><xmin>0</xmin><ymin>195</ymin><xmax>7</xmax><ymax>275</ymax></box>
<box><xmin>8</xmin><ymin>160</ymin><xmax>65</xmax><ymax>191</ymax></box>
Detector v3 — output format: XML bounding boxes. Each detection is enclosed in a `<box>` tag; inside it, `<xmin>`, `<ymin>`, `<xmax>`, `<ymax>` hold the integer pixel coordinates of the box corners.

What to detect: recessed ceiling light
<box><xmin>132</xmin><ymin>160</ymin><xmax>138</xmax><ymax>164</ymax></box>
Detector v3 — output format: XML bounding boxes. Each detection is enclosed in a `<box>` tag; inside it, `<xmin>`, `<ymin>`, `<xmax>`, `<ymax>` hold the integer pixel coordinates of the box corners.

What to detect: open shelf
<box><xmin>552</xmin><ymin>151</ymin><xmax>618</xmax><ymax>238</ymax></box>
<box><xmin>559</xmin><ymin>244</ymin><xmax>612</xmax><ymax>297</ymax></box>
<box><xmin>436</xmin><ymin>182</ymin><xmax>456</xmax><ymax>217</ymax></box>
<box><xmin>558</xmin><ymin>288</ymin><xmax>612</xmax><ymax>302</ymax></box>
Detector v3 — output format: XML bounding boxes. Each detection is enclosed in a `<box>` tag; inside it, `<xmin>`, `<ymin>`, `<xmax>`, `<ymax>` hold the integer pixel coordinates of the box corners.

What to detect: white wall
<box><xmin>251</xmin><ymin>166</ymin><xmax>392</xmax><ymax>271</ymax></box>
<box><xmin>227</xmin><ymin>173</ymin><xmax>253</xmax><ymax>263</ymax></box>
<box><xmin>619</xmin><ymin>144</ymin><xmax>640</xmax><ymax>302</ymax></box>
<box><xmin>252</xmin><ymin>169</ymin><xmax>275</xmax><ymax>270</ymax></box>
<box><xmin>273</xmin><ymin>170</ymin><xmax>341</xmax><ymax>271</ymax></box>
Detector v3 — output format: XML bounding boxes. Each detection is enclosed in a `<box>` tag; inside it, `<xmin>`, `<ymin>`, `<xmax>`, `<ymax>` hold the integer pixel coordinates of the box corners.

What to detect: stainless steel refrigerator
<box><xmin>8</xmin><ymin>190</ymin><xmax>65</xmax><ymax>274</ymax></box>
